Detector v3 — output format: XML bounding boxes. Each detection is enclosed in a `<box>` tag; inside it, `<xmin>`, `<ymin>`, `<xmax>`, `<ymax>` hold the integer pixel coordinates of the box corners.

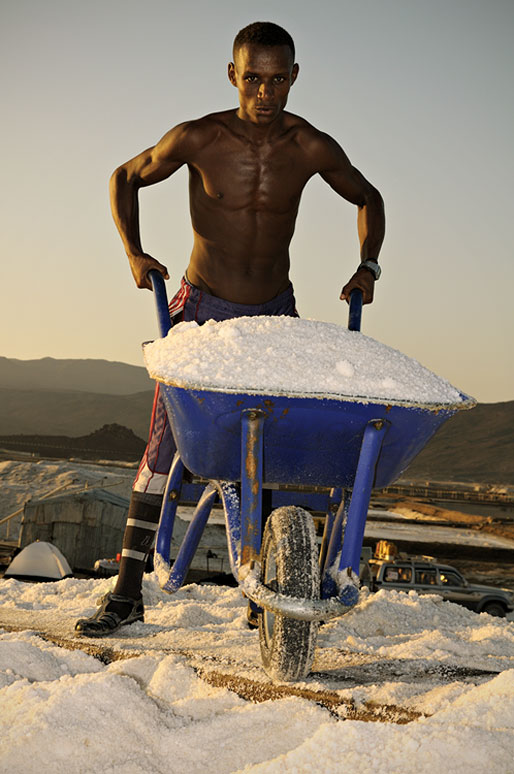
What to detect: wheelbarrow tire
<box><xmin>258</xmin><ymin>506</ymin><xmax>320</xmax><ymax>681</ymax></box>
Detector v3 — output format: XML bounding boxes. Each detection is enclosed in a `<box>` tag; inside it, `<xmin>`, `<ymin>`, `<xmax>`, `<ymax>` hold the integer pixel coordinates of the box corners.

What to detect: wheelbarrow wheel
<box><xmin>258</xmin><ymin>506</ymin><xmax>320</xmax><ymax>681</ymax></box>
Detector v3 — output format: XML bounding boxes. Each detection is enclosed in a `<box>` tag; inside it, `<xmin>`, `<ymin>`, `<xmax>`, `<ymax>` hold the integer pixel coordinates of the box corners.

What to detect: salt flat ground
<box><xmin>0</xmin><ymin>458</ymin><xmax>137</xmax><ymax>523</ymax></box>
<box><xmin>1</xmin><ymin>458</ymin><xmax>514</xmax><ymax>772</ymax></box>
<box><xmin>1</xmin><ymin>572</ymin><xmax>514</xmax><ymax>773</ymax></box>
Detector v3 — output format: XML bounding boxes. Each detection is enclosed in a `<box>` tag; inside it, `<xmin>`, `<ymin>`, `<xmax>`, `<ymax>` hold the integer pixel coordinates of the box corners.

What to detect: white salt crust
<box><xmin>144</xmin><ymin>316</ymin><xmax>471</xmax><ymax>407</ymax></box>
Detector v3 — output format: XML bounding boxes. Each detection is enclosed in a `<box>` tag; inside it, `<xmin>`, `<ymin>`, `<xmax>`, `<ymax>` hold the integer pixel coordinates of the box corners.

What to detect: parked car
<box><xmin>370</xmin><ymin>557</ymin><xmax>514</xmax><ymax>617</ymax></box>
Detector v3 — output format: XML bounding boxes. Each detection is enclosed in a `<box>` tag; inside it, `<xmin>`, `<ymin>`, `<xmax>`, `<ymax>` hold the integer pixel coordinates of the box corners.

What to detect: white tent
<box><xmin>4</xmin><ymin>541</ymin><xmax>72</xmax><ymax>580</ymax></box>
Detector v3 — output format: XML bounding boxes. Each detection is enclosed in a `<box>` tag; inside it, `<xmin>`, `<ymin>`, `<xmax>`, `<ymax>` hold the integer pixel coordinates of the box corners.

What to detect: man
<box><xmin>75</xmin><ymin>21</ymin><xmax>385</xmax><ymax>636</ymax></box>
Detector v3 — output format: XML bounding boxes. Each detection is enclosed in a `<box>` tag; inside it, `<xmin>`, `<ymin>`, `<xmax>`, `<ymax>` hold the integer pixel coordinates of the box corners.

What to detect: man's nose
<box><xmin>258</xmin><ymin>81</ymin><xmax>274</xmax><ymax>100</ymax></box>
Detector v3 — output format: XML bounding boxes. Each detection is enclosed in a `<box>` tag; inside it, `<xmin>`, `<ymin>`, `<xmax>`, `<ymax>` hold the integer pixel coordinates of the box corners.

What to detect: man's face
<box><xmin>228</xmin><ymin>44</ymin><xmax>299</xmax><ymax>125</ymax></box>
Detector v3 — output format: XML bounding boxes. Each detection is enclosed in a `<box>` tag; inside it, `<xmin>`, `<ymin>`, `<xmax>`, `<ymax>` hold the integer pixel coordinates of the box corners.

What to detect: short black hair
<box><xmin>233</xmin><ymin>22</ymin><xmax>295</xmax><ymax>61</ymax></box>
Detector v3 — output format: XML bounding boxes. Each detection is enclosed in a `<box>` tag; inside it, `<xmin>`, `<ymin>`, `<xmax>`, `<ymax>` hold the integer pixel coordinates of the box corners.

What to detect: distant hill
<box><xmin>404</xmin><ymin>400</ymin><xmax>514</xmax><ymax>484</ymax></box>
<box><xmin>0</xmin><ymin>387</ymin><xmax>154</xmax><ymax>439</ymax></box>
<box><xmin>0</xmin><ymin>356</ymin><xmax>152</xmax><ymax>394</ymax></box>
<box><xmin>0</xmin><ymin>423</ymin><xmax>145</xmax><ymax>462</ymax></box>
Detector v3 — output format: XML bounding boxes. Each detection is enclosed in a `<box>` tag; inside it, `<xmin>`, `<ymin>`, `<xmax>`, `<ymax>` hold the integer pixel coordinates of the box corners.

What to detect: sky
<box><xmin>1</xmin><ymin>0</ymin><xmax>513</xmax><ymax>403</ymax></box>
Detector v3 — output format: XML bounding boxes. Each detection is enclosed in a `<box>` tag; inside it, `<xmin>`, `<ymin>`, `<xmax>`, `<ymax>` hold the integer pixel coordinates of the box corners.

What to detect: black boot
<box><xmin>75</xmin><ymin>592</ymin><xmax>144</xmax><ymax>637</ymax></box>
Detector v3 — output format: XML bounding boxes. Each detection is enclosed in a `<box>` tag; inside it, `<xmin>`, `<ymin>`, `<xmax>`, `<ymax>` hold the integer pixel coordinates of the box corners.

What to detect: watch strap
<box><xmin>358</xmin><ymin>260</ymin><xmax>381</xmax><ymax>280</ymax></box>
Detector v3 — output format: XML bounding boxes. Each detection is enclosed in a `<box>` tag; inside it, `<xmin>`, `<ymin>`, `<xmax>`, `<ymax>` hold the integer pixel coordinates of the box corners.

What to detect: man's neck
<box><xmin>233</xmin><ymin>109</ymin><xmax>286</xmax><ymax>142</ymax></box>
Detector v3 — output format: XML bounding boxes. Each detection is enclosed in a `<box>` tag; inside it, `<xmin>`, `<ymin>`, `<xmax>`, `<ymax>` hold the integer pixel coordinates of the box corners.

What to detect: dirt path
<box><xmin>1</xmin><ymin>610</ymin><xmax>501</xmax><ymax>726</ymax></box>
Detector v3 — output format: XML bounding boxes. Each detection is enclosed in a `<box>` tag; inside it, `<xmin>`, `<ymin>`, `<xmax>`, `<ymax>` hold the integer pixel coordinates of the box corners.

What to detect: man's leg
<box><xmin>75</xmin><ymin>387</ymin><xmax>174</xmax><ymax>636</ymax></box>
<box><xmin>113</xmin><ymin>491</ymin><xmax>163</xmax><ymax>596</ymax></box>
<box><xmin>75</xmin><ymin>281</ymin><xmax>192</xmax><ymax>637</ymax></box>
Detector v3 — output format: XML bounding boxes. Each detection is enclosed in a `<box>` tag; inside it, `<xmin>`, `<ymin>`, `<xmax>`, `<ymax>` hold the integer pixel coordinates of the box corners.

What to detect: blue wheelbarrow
<box><xmin>146</xmin><ymin>271</ymin><xmax>475</xmax><ymax>680</ymax></box>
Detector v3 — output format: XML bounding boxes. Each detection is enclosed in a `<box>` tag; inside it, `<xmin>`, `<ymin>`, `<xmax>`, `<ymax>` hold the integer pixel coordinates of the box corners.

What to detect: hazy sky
<box><xmin>2</xmin><ymin>0</ymin><xmax>513</xmax><ymax>403</ymax></box>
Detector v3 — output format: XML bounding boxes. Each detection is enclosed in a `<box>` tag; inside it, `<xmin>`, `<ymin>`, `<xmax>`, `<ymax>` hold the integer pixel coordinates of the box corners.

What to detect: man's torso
<box><xmin>183</xmin><ymin>110</ymin><xmax>323</xmax><ymax>303</ymax></box>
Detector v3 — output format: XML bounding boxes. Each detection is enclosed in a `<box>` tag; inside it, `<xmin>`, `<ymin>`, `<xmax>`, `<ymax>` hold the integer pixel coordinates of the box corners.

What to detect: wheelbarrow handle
<box><xmin>149</xmin><ymin>268</ymin><xmax>362</xmax><ymax>336</ymax></box>
<box><xmin>348</xmin><ymin>289</ymin><xmax>363</xmax><ymax>332</ymax></box>
<box><xmin>149</xmin><ymin>270</ymin><xmax>171</xmax><ymax>338</ymax></box>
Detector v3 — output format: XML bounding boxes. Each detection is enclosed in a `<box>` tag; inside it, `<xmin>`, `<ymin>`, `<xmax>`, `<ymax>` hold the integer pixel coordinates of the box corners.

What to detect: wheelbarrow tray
<box><xmin>155</xmin><ymin>379</ymin><xmax>472</xmax><ymax>489</ymax></box>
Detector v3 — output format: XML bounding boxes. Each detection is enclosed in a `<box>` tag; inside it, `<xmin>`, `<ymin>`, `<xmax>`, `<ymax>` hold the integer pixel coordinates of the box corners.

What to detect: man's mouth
<box><xmin>256</xmin><ymin>105</ymin><xmax>275</xmax><ymax>112</ymax></box>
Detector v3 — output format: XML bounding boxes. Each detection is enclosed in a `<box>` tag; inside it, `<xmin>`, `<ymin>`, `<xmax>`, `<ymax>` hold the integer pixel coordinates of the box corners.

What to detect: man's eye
<box><xmin>245</xmin><ymin>76</ymin><xmax>258</xmax><ymax>83</ymax></box>
<box><xmin>274</xmin><ymin>77</ymin><xmax>286</xmax><ymax>84</ymax></box>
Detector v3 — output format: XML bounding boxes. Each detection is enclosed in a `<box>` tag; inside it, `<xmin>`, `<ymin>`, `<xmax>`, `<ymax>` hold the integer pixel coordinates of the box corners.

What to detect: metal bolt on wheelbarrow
<box><xmin>145</xmin><ymin>270</ymin><xmax>474</xmax><ymax>681</ymax></box>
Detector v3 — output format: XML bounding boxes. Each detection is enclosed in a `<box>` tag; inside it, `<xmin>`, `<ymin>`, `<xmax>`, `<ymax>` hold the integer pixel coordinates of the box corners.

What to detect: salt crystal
<box><xmin>336</xmin><ymin>360</ymin><xmax>355</xmax><ymax>378</ymax></box>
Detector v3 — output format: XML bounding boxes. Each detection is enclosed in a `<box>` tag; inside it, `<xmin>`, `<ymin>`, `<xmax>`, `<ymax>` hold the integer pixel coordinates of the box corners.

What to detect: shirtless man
<box><xmin>75</xmin><ymin>21</ymin><xmax>385</xmax><ymax>636</ymax></box>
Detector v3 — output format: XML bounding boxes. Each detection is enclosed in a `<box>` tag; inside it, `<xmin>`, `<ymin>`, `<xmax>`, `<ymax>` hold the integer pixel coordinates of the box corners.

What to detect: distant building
<box><xmin>19</xmin><ymin>489</ymin><xmax>129</xmax><ymax>572</ymax></box>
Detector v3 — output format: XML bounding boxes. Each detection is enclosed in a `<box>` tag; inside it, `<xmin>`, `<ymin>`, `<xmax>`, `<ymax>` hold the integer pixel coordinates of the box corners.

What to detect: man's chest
<box><xmin>189</xmin><ymin>137</ymin><xmax>313</xmax><ymax>210</ymax></box>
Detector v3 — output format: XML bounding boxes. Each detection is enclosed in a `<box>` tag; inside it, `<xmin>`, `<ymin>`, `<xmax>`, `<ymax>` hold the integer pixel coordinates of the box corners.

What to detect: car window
<box><xmin>383</xmin><ymin>566</ymin><xmax>412</xmax><ymax>583</ymax></box>
<box><xmin>439</xmin><ymin>570</ymin><xmax>465</xmax><ymax>587</ymax></box>
<box><xmin>415</xmin><ymin>568</ymin><xmax>437</xmax><ymax>585</ymax></box>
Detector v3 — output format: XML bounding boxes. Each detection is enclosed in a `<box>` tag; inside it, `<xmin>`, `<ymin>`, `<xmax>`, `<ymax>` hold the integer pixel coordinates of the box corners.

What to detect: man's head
<box><xmin>233</xmin><ymin>21</ymin><xmax>295</xmax><ymax>62</ymax></box>
<box><xmin>229</xmin><ymin>22</ymin><xmax>299</xmax><ymax>125</ymax></box>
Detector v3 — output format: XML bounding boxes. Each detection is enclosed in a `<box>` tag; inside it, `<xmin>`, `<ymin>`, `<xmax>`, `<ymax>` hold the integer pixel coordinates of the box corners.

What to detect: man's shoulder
<box><xmin>178</xmin><ymin>110</ymin><xmax>235</xmax><ymax>138</ymax></box>
<box><xmin>283</xmin><ymin>111</ymin><xmax>318</xmax><ymax>133</ymax></box>
<box><xmin>285</xmin><ymin>113</ymin><xmax>339</xmax><ymax>150</ymax></box>
<box><xmin>282</xmin><ymin>113</ymin><xmax>339</xmax><ymax>160</ymax></box>
<box><xmin>161</xmin><ymin>111</ymin><xmax>233</xmax><ymax>156</ymax></box>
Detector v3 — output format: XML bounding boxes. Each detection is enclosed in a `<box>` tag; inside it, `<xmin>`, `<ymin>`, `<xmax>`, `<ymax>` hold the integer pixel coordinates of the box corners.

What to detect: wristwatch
<box><xmin>358</xmin><ymin>260</ymin><xmax>381</xmax><ymax>280</ymax></box>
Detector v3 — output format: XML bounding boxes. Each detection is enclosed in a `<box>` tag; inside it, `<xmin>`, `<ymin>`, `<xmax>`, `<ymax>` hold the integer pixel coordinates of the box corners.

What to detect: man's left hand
<box><xmin>340</xmin><ymin>267</ymin><xmax>375</xmax><ymax>305</ymax></box>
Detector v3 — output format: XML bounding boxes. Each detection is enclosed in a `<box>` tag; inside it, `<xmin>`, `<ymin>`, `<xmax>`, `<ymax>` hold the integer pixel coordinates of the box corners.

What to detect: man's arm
<box><xmin>109</xmin><ymin>122</ymin><xmax>197</xmax><ymax>290</ymax></box>
<box><xmin>314</xmin><ymin>133</ymin><xmax>385</xmax><ymax>304</ymax></box>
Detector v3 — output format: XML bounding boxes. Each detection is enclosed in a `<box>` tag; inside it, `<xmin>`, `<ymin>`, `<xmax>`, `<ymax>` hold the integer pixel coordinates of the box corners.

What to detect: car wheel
<box><xmin>481</xmin><ymin>602</ymin><xmax>506</xmax><ymax>618</ymax></box>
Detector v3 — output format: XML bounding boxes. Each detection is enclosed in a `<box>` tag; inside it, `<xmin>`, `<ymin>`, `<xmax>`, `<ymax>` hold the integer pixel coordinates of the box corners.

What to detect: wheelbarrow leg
<box><xmin>320</xmin><ymin>490</ymin><xmax>350</xmax><ymax>598</ymax></box>
<box><xmin>154</xmin><ymin>450</ymin><xmax>219</xmax><ymax>592</ymax></box>
<box><xmin>318</xmin><ymin>486</ymin><xmax>343</xmax><ymax>572</ymax></box>
<box><xmin>339</xmin><ymin>419</ymin><xmax>388</xmax><ymax>575</ymax></box>
<box><xmin>160</xmin><ymin>483</ymin><xmax>218</xmax><ymax>593</ymax></box>
<box><xmin>321</xmin><ymin>419</ymin><xmax>388</xmax><ymax>601</ymax></box>
<box><xmin>155</xmin><ymin>452</ymin><xmax>185</xmax><ymax>566</ymax></box>
<box><xmin>240</xmin><ymin>409</ymin><xmax>265</xmax><ymax>568</ymax></box>
<box><xmin>215</xmin><ymin>481</ymin><xmax>241</xmax><ymax>579</ymax></box>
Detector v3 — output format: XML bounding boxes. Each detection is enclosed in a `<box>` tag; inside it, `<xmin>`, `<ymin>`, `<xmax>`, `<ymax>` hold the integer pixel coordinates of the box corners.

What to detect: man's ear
<box><xmin>228</xmin><ymin>62</ymin><xmax>237</xmax><ymax>86</ymax></box>
<box><xmin>291</xmin><ymin>63</ymin><xmax>299</xmax><ymax>86</ymax></box>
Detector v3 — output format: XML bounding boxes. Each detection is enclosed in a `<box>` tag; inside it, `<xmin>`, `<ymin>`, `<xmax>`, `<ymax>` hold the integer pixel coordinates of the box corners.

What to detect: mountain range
<box><xmin>0</xmin><ymin>357</ymin><xmax>513</xmax><ymax>484</ymax></box>
<box><xmin>0</xmin><ymin>356</ymin><xmax>152</xmax><ymax>395</ymax></box>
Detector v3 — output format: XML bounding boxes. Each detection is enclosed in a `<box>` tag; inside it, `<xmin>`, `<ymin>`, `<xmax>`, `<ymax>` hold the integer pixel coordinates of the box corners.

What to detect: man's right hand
<box><xmin>340</xmin><ymin>266</ymin><xmax>375</xmax><ymax>305</ymax></box>
<box><xmin>128</xmin><ymin>253</ymin><xmax>170</xmax><ymax>290</ymax></box>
